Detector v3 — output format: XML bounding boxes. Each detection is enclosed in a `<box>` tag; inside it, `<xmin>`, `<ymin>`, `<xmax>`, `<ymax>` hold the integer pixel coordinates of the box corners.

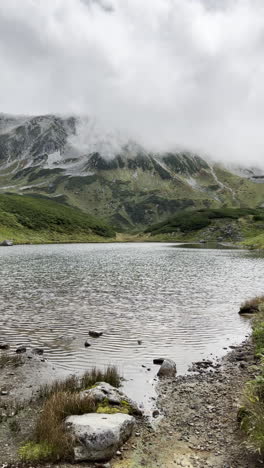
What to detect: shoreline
<box><xmin>0</xmin><ymin>331</ymin><xmax>261</xmax><ymax>467</ymax></box>
<box><xmin>112</xmin><ymin>337</ymin><xmax>262</xmax><ymax>468</ymax></box>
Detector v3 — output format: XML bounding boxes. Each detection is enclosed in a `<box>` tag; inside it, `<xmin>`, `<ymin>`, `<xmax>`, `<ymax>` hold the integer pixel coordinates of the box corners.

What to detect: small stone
<box><xmin>152</xmin><ymin>410</ymin><xmax>160</xmax><ymax>418</ymax></box>
<box><xmin>1</xmin><ymin>391</ymin><xmax>9</xmax><ymax>396</ymax></box>
<box><xmin>89</xmin><ymin>331</ymin><xmax>103</xmax><ymax>338</ymax></box>
<box><xmin>153</xmin><ymin>358</ymin><xmax>165</xmax><ymax>365</ymax></box>
<box><xmin>137</xmin><ymin>340</ymin><xmax>142</xmax><ymax>345</ymax></box>
<box><xmin>0</xmin><ymin>342</ymin><xmax>9</xmax><ymax>350</ymax></box>
<box><xmin>116</xmin><ymin>451</ymin><xmax>122</xmax><ymax>456</ymax></box>
<box><xmin>84</xmin><ymin>341</ymin><xmax>91</xmax><ymax>347</ymax></box>
<box><xmin>32</xmin><ymin>347</ymin><xmax>44</xmax><ymax>355</ymax></box>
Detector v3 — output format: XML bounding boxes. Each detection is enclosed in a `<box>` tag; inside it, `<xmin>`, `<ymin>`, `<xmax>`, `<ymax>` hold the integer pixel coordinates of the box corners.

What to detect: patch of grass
<box><xmin>0</xmin><ymin>193</ymin><xmax>115</xmax><ymax>242</ymax></box>
<box><xmin>96</xmin><ymin>405</ymin><xmax>129</xmax><ymax>414</ymax></box>
<box><xmin>240</xmin><ymin>296</ymin><xmax>264</xmax><ymax>315</ymax></box>
<box><xmin>39</xmin><ymin>366</ymin><xmax>121</xmax><ymax>399</ymax></box>
<box><xmin>0</xmin><ymin>353</ymin><xmax>23</xmax><ymax>368</ymax></box>
<box><xmin>146</xmin><ymin>207</ymin><xmax>264</xmax><ymax>236</ymax></box>
<box><xmin>19</xmin><ymin>441</ymin><xmax>54</xmax><ymax>462</ymax></box>
<box><xmin>239</xmin><ymin>313</ymin><xmax>264</xmax><ymax>455</ymax></box>
<box><xmin>31</xmin><ymin>391</ymin><xmax>96</xmax><ymax>461</ymax></box>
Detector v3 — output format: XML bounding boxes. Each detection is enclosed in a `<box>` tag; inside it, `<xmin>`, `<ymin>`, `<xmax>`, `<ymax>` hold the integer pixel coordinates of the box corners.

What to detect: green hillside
<box><xmin>0</xmin><ymin>194</ymin><xmax>115</xmax><ymax>244</ymax></box>
<box><xmin>146</xmin><ymin>208</ymin><xmax>264</xmax><ymax>244</ymax></box>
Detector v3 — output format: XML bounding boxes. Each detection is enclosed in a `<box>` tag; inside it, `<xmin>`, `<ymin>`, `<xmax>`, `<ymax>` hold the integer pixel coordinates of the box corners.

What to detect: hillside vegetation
<box><xmin>145</xmin><ymin>208</ymin><xmax>264</xmax><ymax>243</ymax></box>
<box><xmin>0</xmin><ymin>194</ymin><xmax>115</xmax><ymax>244</ymax></box>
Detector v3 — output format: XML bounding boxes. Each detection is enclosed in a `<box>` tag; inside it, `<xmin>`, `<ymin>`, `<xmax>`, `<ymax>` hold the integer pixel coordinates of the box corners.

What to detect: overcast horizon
<box><xmin>1</xmin><ymin>0</ymin><xmax>264</xmax><ymax>167</ymax></box>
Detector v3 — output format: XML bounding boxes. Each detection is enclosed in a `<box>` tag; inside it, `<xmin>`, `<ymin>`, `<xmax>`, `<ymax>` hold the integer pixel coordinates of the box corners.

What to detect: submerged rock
<box><xmin>89</xmin><ymin>331</ymin><xmax>103</xmax><ymax>338</ymax></box>
<box><xmin>0</xmin><ymin>240</ymin><xmax>13</xmax><ymax>246</ymax></box>
<box><xmin>153</xmin><ymin>358</ymin><xmax>165</xmax><ymax>365</ymax></box>
<box><xmin>81</xmin><ymin>382</ymin><xmax>142</xmax><ymax>416</ymax></box>
<box><xmin>16</xmin><ymin>346</ymin><xmax>27</xmax><ymax>354</ymax></box>
<box><xmin>0</xmin><ymin>342</ymin><xmax>10</xmax><ymax>350</ymax></box>
<box><xmin>66</xmin><ymin>413</ymin><xmax>135</xmax><ymax>462</ymax></box>
<box><xmin>239</xmin><ymin>305</ymin><xmax>259</xmax><ymax>315</ymax></box>
<box><xmin>32</xmin><ymin>347</ymin><xmax>44</xmax><ymax>355</ymax></box>
<box><xmin>157</xmin><ymin>359</ymin><xmax>177</xmax><ymax>378</ymax></box>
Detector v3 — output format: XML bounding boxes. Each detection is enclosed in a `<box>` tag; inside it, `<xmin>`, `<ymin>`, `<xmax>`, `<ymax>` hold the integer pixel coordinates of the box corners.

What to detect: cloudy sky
<box><xmin>0</xmin><ymin>0</ymin><xmax>264</xmax><ymax>166</ymax></box>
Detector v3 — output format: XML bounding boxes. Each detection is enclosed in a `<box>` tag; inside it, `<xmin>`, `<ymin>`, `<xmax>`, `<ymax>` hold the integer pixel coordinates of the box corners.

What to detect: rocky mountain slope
<box><xmin>0</xmin><ymin>114</ymin><xmax>264</xmax><ymax>230</ymax></box>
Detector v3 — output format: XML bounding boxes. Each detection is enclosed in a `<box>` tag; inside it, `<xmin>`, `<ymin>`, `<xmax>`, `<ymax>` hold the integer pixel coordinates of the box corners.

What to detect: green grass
<box><xmin>239</xmin><ymin>311</ymin><xmax>264</xmax><ymax>455</ymax></box>
<box><xmin>242</xmin><ymin>234</ymin><xmax>264</xmax><ymax>250</ymax></box>
<box><xmin>146</xmin><ymin>208</ymin><xmax>264</xmax><ymax>236</ymax></box>
<box><xmin>0</xmin><ymin>193</ymin><xmax>115</xmax><ymax>243</ymax></box>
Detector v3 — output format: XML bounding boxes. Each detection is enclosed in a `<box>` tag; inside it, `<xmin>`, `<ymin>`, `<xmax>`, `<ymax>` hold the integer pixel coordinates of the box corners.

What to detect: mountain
<box><xmin>0</xmin><ymin>113</ymin><xmax>264</xmax><ymax>231</ymax></box>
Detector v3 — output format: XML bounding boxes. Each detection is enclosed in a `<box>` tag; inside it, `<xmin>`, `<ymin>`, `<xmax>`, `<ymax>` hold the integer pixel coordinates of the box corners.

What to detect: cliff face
<box><xmin>0</xmin><ymin>114</ymin><xmax>263</xmax><ymax>230</ymax></box>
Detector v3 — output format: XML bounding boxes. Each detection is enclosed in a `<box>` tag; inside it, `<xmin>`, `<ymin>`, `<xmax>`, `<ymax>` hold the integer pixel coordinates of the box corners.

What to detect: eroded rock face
<box><xmin>157</xmin><ymin>359</ymin><xmax>177</xmax><ymax>378</ymax></box>
<box><xmin>66</xmin><ymin>413</ymin><xmax>135</xmax><ymax>462</ymax></box>
<box><xmin>80</xmin><ymin>382</ymin><xmax>142</xmax><ymax>416</ymax></box>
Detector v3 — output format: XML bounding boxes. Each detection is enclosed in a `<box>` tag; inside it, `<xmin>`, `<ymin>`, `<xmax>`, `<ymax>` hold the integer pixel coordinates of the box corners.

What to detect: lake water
<box><xmin>0</xmin><ymin>243</ymin><xmax>263</xmax><ymax>412</ymax></box>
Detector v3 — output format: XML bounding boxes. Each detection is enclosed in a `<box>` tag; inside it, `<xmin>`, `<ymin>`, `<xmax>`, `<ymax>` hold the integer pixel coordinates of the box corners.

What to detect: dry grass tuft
<box><xmin>239</xmin><ymin>296</ymin><xmax>264</xmax><ymax>314</ymax></box>
<box><xmin>0</xmin><ymin>353</ymin><xmax>23</xmax><ymax>368</ymax></box>
<box><xmin>33</xmin><ymin>391</ymin><xmax>96</xmax><ymax>461</ymax></box>
<box><xmin>39</xmin><ymin>366</ymin><xmax>121</xmax><ymax>399</ymax></box>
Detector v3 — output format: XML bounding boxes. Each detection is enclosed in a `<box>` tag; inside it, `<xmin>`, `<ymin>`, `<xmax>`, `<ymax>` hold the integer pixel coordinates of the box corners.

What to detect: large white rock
<box><xmin>66</xmin><ymin>413</ymin><xmax>135</xmax><ymax>462</ymax></box>
<box><xmin>80</xmin><ymin>382</ymin><xmax>142</xmax><ymax>415</ymax></box>
<box><xmin>157</xmin><ymin>358</ymin><xmax>177</xmax><ymax>378</ymax></box>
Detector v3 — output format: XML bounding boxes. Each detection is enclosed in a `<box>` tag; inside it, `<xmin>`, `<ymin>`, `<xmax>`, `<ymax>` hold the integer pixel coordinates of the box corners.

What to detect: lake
<box><xmin>0</xmin><ymin>242</ymin><xmax>263</xmax><ymax>411</ymax></box>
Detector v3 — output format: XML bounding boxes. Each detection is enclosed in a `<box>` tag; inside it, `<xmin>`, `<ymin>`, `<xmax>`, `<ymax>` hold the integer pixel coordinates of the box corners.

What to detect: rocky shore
<box><xmin>0</xmin><ymin>339</ymin><xmax>262</xmax><ymax>467</ymax></box>
<box><xmin>111</xmin><ymin>339</ymin><xmax>262</xmax><ymax>468</ymax></box>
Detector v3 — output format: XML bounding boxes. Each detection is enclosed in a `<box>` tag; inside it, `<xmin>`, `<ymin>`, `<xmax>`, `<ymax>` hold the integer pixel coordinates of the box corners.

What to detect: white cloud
<box><xmin>0</xmin><ymin>0</ymin><xmax>264</xmax><ymax>166</ymax></box>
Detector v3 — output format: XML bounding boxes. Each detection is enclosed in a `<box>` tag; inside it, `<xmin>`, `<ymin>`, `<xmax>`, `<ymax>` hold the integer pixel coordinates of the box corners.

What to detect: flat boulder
<box><xmin>157</xmin><ymin>359</ymin><xmax>177</xmax><ymax>378</ymax></box>
<box><xmin>66</xmin><ymin>413</ymin><xmax>135</xmax><ymax>462</ymax></box>
<box><xmin>80</xmin><ymin>382</ymin><xmax>142</xmax><ymax>416</ymax></box>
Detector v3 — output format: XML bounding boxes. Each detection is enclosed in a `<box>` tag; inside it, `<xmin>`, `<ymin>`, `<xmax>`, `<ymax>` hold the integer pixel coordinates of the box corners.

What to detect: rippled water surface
<box><xmin>1</xmin><ymin>243</ymin><xmax>263</xmax><ymax>407</ymax></box>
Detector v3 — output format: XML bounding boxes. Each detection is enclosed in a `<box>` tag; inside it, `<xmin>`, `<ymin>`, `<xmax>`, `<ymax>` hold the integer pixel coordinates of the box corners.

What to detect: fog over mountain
<box><xmin>1</xmin><ymin>0</ymin><xmax>264</xmax><ymax>167</ymax></box>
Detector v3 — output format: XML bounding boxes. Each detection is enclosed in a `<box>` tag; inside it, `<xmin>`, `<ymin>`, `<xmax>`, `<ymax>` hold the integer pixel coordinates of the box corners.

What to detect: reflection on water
<box><xmin>0</xmin><ymin>243</ymin><xmax>263</xmax><ymax>408</ymax></box>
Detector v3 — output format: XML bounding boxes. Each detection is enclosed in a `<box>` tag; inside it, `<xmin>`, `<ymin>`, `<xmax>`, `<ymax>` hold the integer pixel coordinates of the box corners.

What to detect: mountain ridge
<box><xmin>0</xmin><ymin>113</ymin><xmax>264</xmax><ymax>230</ymax></box>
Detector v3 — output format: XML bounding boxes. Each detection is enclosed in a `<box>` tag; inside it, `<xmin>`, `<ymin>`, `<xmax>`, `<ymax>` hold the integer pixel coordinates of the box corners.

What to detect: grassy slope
<box><xmin>145</xmin><ymin>208</ymin><xmax>264</xmax><ymax>244</ymax></box>
<box><xmin>0</xmin><ymin>194</ymin><xmax>115</xmax><ymax>244</ymax></box>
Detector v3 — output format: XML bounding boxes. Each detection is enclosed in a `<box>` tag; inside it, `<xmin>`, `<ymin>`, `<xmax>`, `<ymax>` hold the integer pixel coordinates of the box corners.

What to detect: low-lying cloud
<box><xmin>1</xmin><ymin>0</ymin><xmax>264</xmax><ymax>167</ymax></box>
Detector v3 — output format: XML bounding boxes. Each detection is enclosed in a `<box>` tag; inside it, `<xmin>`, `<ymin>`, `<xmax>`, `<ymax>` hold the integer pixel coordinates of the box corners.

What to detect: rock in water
<box><xmin>15</xmin><ymin>346</ymin><xmax>27</xmax><ymax>354</ymax></box>
<box><xmin>0</xmin><ymin>342</ymin><xmax>10</xmax><ymax>350</ymax></box>
<box><xmin>0</xmin><ymin>240</ymin><xmax>13</xmax><ymax>246</ymax></box>
<box><xmin>32</xmin><ymin>347</ymin><xmax>44</xmax><ymax>355</ymax></box>
<box><xmin>157</xmin><ymin>359</ymin><xmax>177</xmax><ymax>378</ymax></box>
<box><xmin>89</xmin><ymin>331</ymin><xmax>103</xmax><ymax>338</ymax></box>
<box><xmin>66</xmin><ymin>413</ymin><xmax>135</xmax><ymax>462</ymax></box>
